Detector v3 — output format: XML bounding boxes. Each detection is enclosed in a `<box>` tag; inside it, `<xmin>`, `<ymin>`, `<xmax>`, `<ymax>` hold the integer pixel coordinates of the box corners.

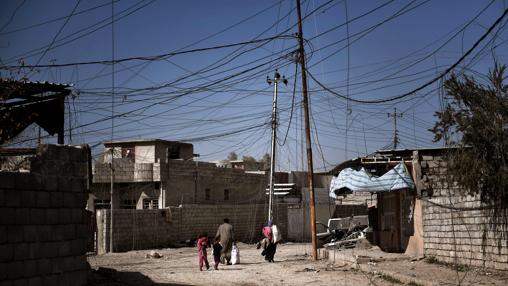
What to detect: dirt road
<box><xmin>87</xmin><ymin>242</ymin><xmax>508</xmax><ymax>286</ymax></box>
<box><xmin>87</xmin><ymin>243</ymin><xmax>394</xmax><ymax>286</ymax></box>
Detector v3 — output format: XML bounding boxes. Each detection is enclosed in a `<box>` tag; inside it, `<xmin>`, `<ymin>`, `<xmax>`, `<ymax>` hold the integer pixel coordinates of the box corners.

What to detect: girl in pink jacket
<box><xmin>197</xmin><ymin>233</ymin><xmax>210</xmax><ymax>271</ymax></box>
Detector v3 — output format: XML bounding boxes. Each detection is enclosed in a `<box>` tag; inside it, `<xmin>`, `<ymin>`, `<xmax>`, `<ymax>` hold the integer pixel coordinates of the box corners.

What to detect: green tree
<box><xmin>430</xmin><ymin>64</ymin><xmax>508</xmax><ymax>206</ymax></box>
<box><xmin>227</xmin><ymin>151</ymin><xmax>238</xmax><ymax>161</ymax></box>
<box><xmin>260</xmin><ymin>153</ymin><xmax>271</xmax><ymax>170</ymax></box>
<box><xmin>242</xmin><ymin>155</ymin><xmax>256</xmax><ymax>162</ymax></box>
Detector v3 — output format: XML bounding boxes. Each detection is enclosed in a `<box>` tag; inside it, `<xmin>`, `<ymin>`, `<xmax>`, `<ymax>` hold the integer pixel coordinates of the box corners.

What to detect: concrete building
<box><xmin>212</xmin><ymin>159</ymin><xmax>266</xmax><ymax>171</ymax></box>
<box><xmin>328</xmin><ymin>147</ymin><xmax>508</xmax><ymax>270</ymax></box>
<box><xmin>90</xmin><ymin>139</ymin><xmax>267</xmax><ymax>211</ymax></box>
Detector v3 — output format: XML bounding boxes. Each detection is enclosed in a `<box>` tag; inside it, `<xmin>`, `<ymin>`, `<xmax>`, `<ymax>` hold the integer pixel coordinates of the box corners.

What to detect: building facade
<box><xmin>90</xmin><ymin>139</ymin><xmax>267</xmax><ymax>211</ymax></box>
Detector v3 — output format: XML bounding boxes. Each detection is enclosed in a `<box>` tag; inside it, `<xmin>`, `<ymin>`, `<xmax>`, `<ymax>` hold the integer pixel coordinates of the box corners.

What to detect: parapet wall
<box><xmin>0</xmin><ymin>144</ymin><xmax>91</xmax><ymax>285</ymax></box>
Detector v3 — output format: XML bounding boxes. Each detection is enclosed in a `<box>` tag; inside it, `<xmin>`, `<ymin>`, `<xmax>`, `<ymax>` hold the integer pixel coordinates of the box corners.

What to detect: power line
<box><xmin>0</xmin><ymin>0</ymin><xmax>27</xmax><ymax>33</ymax></box>
<box><xmin>0</xmin><ymin>0</ymin><xmax>119</xmax><ymax>35</ymax></box>
<box><xmin>26</xmin><ymin>0</ymin><xmax>82</xmax><ymax>77</ymax></box>
<box><xmin>308</xmin><ymin>7</ymin><xmax>508</xmax><ymax>104</ymax></box>
<box><xmin>1</xmin><ymin>35</ymin><xmax>295</xmax><ymax>69</ymax></box>
<box><xmin>3</xmin><ymin>0</ymin><xmax>155</xmax><ymax>65</ymax></box>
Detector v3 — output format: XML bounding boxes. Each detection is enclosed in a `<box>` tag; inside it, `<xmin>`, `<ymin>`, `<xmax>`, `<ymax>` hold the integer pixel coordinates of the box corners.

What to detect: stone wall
<box><xmin>420</xmin><ymin>154</ymin><xmax>508</xmax><ymax>270</ymax></box>
<box><xmin>0</xmin><ymin>144</ymin><xmax>91</xmax><ymax>285</ymax></box>
<box><xmin>96</xmin><ymin>204</ymin><xmax>287</xmax><ymax>254</ymax></box>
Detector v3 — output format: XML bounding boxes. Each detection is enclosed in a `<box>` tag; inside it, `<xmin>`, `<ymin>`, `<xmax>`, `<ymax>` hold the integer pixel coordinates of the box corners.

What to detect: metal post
<box><xmin>267</xmin><ymin>71</ymin><xmax>288</xmax><ymax>222</ymax></box>
<box><xmin>268</xmin><ymin>76</ymin><xmax>278</xmax><ymax>222</ymax></box>
<box><xmin>110</xmin><ymin>0</ymin><xmax>115</xmax><ymax>253</ymax></box>
<box><xmin>388</xmin><ymin>107</ymin><xmax>403</xmax><ymax>149</ymax></box>
<box><xmin>109</xmin><ymin>148</ymin><xmax>114</xmax><ymax>253</ymax></box>
<box><xmin>296</xmin><ymin>0</ymin><xmax>318</xmax><ymax>260</ymax></box>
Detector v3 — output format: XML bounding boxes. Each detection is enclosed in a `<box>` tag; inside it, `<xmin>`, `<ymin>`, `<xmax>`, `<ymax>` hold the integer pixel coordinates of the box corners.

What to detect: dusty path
<box><xmin>87</xmin><ymin>243</ymin><xmax>508</xmax><ymax>286</ymax></box>
<box><xmin>87</xmin><ymin>243</ymin><xmax>393</xmax><ymax>286</ymax></box>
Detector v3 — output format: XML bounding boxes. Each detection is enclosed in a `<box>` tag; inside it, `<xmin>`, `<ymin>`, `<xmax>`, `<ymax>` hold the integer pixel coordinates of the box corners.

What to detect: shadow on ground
<box><xmin>88</xmin><ymin>267</ymin><xmax>188</xmax><ymax>286</ymax></box>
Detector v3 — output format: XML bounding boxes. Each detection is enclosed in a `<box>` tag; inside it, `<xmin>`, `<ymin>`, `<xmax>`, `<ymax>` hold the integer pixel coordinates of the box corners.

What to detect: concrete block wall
<box><xmin>97</xmin><ymin>209</ymin><xmax>175</xmax><ymax>253</ymax></box>
<box><xmin>94</xmin><ymin>161</ymin><xmax>158</xmax><ymax>183</ymax></box>
<box><xmin>165</xmin><ymin>160</ymin><xmax>267</xmax><ymax>206</ymax></box>
<box><xmin>0</xmin><ymin>144</ymin><xmax>91</xmax><ymax>285</ymax></box>
<box><xmin>420</xmin><ymin>155</ymin><xmax>508</xmax><ymax>270</ymax></box>
<box><xmin>97</xmin><ymin>204</ymin><xmax>287</xmax><ymax>253</ymax></box>
<box><xmin>333</xmin><ymin>204</ymin><xmax>368</xmax><ymax>218</ymax></box>
<box><xmin>93</xmin><ymin>159</ymin><xmax>266</xmax><ymax>207</ymax></box>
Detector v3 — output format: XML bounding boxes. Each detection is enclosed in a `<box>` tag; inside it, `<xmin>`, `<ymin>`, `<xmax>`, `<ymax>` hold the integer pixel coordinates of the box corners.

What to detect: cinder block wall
<box><xmin>0</xmin><ymin>144</ymin><xmax>91</xmax><ymax>285</ymax></box>
<box><xmin>420</xmin><ymin>155</ymin><xmax>508</xmax><ymax>270</ymax></box>
<box><xmin>165</xmin><ymin>160</ymin><xmax>267</xmax><ymax>206</ymax></box>
<box><xmin>333</xmin><ymin>204</ymin><xmax>368</xmax><ymax>218</ymax></box>
<box><xmin>97</xmin><ymin>204</ymin><xmax>288</xmax><ymax>253</ymax></box>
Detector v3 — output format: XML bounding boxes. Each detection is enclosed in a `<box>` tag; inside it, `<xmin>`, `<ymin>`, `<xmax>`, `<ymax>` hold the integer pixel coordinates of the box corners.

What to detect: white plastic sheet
<box><xmin>329</xmin><ymin>162</ymin><xmax>414</xmax><ymax>198</ymax></box>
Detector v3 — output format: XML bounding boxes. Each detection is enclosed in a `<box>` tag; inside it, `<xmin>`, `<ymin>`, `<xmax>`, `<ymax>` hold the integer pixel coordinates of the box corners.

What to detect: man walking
<box><xmin>215</xmin><ymin>218</ymin><xmax>234</xmax><ymax>264</ymax></box>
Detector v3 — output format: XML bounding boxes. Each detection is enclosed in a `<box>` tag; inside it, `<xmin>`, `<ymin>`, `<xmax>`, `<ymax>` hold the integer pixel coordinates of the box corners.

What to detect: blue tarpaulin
<box><xmin>329</xmin><ymin>162</ymin><xmax>415</xmax><ymax>198</ymax></box>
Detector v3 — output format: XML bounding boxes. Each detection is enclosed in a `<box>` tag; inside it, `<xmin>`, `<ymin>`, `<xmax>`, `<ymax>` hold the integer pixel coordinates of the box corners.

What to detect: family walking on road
<box><xmin>196</xmin><ymin>218</ymin><xmax>235</xmax><ymax>271</ymax></box>
<box><xmin>197</xmin><ymin>218</ymin><xmax>281</xmax><ymax>271</ymax></box>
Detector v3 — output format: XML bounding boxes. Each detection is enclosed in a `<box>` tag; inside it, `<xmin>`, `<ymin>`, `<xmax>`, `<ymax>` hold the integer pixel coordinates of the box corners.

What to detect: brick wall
<box><xmin>96</xmin><ymin>203</ymin><xmax>288</xmax><ymax>253</ymax></box>
<box><xmin>0</xmin><ymin>144</ymin><xmax>91</xmax><ymax>285</ymax></box>
<box><xmin>420</xmin><ymin>154</ymin><xmax>508</xmax><ymax>270</ymax></box>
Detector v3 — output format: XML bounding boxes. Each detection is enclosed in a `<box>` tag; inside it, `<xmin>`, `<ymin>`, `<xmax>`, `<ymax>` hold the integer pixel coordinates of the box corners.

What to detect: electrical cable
<box><xmin>26</xmin><ymin>0</ymin><xmax>82</xmax><ymax>77</ymax></box>
<box><xmin>308</xmin><ymin>8</ymin><xmax>508</xmax><ymax>104</ymax></box>
<box><xmin>0</xmin><ymin>0</ymin><xmax>27</xmax><ymax>33</ymax></box>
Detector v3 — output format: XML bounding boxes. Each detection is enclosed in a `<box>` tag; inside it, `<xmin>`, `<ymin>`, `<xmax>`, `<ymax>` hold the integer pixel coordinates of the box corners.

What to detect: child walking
<box><xmin>212</xmin><ymin>239</ymin><xmax>222</xmax><ymax>270</ymax></box>
<box><xmin>197</xmin><ymin>233</ymin><xmax>209</xmax><ymax>271</ymax></box>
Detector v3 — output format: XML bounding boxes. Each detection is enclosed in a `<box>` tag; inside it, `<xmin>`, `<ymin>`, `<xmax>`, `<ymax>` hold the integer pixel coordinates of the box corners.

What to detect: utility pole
<box><xmin>388</xmin><ymin>107</ymin><xmax>403</xmax><ymax>149</ymax></box>
<box><xmin>266</xmin><ymin>70</ymin><xmax>287</xmax><ymax>222</ymax></box>
<box><xmin>109</xmin><ymin>150</ymin><xmax>114</xmax><ymax>253</ymax></box>
<box><xmin>110</xmin><ymin>0</ymin><xmax>115</xmax><ymax>253</ymax></box>
<box><xmin>296</xmin><ymin>0</ymin><xmax>318</xmax><ymax>261</ymax></box>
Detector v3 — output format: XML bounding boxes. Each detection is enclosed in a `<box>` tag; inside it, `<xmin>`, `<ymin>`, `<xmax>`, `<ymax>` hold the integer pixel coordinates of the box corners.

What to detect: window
<box><xmin>205</xmin><ymin>188</ymin><xmax>210</xmax><ymax>200</ymax></box>
<box><xmin>224</xmin><ymin>189</ymin><xmax>229</xmax><ymax>201</ymax></box>
<box><xmin>143</xmin><ymin>199</ymin><xmax>159</xmax><ymax>209</ymax></box>
<box><xmin>121</xmin><ymin>147</ymin><xmax>135</xmax><ymax>159</ymax></box>
<box><xmin>121</xmin><ymin>199</ymin><xmax>136</xmax><ymax>209</ymax></box>
<box><xmin>94</xmin><ymin>199</ymin><xmax>110</xmax><ymax>209</ymax></box>
<box><xmin>168</xmin><ymin>146</ymin><xmax>180</xmax><ymax>159</ymax></box>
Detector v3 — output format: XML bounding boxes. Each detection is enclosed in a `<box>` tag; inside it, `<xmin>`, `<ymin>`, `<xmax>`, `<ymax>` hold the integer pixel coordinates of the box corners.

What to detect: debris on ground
<box><xmin>146</xmin><ymin>251</ymin><xmax>163</xmax><ymax>259</ymax></box>
<box><xmin>324</xmin><ymin>229</ymin><xmax>372</xmax><ymax>249</ymax></box>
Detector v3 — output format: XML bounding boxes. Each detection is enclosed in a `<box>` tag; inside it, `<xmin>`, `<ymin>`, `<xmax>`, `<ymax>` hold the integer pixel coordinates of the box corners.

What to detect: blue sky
<box><xmin>1</xmin><ymin>0</ymin><xmax>507</xmax><ymax>171</ymax></box>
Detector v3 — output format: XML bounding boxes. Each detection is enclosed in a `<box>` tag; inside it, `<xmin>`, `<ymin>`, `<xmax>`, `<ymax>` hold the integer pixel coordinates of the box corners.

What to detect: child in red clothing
<box><xmin>197</xmin><ymin>233</ymin><xmax>210</xmax><ymax>271</ymax></box>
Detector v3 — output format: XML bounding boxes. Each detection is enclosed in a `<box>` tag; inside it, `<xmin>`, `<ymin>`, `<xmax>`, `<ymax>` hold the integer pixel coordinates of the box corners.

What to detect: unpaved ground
<box><xmin>87</xmin><ymin>243</ymin><xmax>393</xmax><ymax>286</ymax></box>
<box><xmin>87</xmin><ymin>243</ymin><xmax>508</xmax><ymax>286</ymax></box>
<box><xmin>328</xmin><ymin>247</ymin><xmax>508</xmax><ymax>286</ymax></box>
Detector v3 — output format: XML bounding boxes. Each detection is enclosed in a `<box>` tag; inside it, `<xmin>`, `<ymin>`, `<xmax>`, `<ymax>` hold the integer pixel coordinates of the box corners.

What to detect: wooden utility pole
<box><xmin>296</xmin><ymin>0</ymin><xmax>318</xmax><ymax>260</ymax></box>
